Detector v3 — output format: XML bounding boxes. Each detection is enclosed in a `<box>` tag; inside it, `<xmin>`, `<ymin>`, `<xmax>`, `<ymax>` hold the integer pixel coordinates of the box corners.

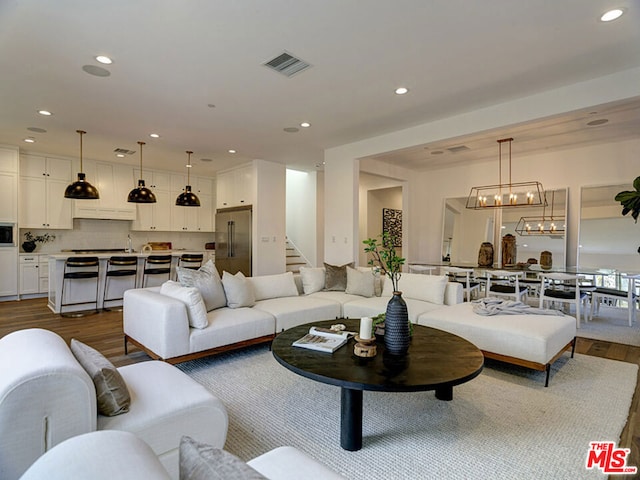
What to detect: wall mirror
<box><xmin>579</xmin><ymin>183</ymin><xmax>638</xmax><ymax>270</ymax></box>
<box><xmin>443</xmin><ymin>188</ymin><xmax>567</xmax><ymax>267</ymax></box>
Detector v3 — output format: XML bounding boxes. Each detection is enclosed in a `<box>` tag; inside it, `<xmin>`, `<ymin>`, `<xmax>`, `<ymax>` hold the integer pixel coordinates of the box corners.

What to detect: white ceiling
<box><xmin>0</xmin><ymin>0</ymin><xmax>639</xmax><ymax>176</ymax></box>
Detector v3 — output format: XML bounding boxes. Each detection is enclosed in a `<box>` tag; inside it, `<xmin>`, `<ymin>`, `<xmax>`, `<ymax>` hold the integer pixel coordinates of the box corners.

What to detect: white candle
<box><xmin>359</xmin><ymin>317</ymin><xmax>373</xmax><ymax>340</ymax></box>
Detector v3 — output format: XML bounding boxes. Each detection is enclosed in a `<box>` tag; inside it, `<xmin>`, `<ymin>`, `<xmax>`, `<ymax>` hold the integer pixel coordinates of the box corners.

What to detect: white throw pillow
<box><xmin>177</xmin><ymin>260</ymin><xmax>227</xmax><ymax>311</ymax></box>
<box><xmin>299</xmin><ymin>267</ymin><xmax>325</xmax><ymax>294</ymax></box>
<box><xmin>160</xmin><ymin>280</ymin><xmax>209</xmax><ymax>329</ymax></box>
<box><xmin>382</xmin><ymin>273</ymin><xmax>448</xmax><ymax>305</ymax></box>
<box><xmin>358</xmin><ymin>266</ymin><xmax>382</xmax><ymax>296</ymax></box>
<box><xmin>247</xmin><ymin>272</ymin><xmax>299</xmax><ymax>301</ymax></box>
<box><xmin>221</xmin><ymin>271</ymin><xmax>256</xmax><ymax>308</ymax></box>
<box><xmin>346</xmin><ymin>266</ymin><xmax>375</xmax><ymax>297</ymax></box>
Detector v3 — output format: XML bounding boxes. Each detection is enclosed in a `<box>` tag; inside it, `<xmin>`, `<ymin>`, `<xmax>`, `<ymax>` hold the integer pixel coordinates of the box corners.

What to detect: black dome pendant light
<box><xmin>64</xmin><ymin>130</ymin><xmax>100</xmax><ymax>199</ymax></box>
<box><xmin>175</xmin><ymin>150</ymin><xmax>200</xmax><ymax>207</ymax></box>
<box><xmin>127</xmin><ymin>141</ymin><xmax>157</xmax><ymax>203</ymax></box>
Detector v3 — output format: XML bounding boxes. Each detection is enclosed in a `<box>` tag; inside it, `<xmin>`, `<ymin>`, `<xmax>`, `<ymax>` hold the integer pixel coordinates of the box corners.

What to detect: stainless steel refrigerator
<box><xmin>215</xmin><ymin>206</ymin><xmax>252</xmax><ymax>276</ymax></box>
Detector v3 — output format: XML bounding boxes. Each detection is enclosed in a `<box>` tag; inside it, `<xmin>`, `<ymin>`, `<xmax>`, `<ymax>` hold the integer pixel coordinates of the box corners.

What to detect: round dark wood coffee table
<box><xmin>271</xmin><ymin>318</ymin><xmax>484</xmax><ymax>451</ymax></box>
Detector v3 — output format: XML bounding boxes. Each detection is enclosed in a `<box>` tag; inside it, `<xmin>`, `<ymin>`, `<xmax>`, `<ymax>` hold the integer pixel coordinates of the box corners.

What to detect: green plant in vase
<box><xmin>363</xmin><ymin>232</ymin><xmax>410</xmax><ymax>355</ymax></box>
<box><xmin>22</xmin><ymin>231</ymin><xmax>56</xmax><ymax>253</ymax></box>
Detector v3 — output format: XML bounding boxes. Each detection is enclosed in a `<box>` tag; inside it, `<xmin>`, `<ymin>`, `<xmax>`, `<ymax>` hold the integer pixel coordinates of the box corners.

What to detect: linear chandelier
<box><xmin>515</xmin><ymin>190</ymin><xmax>565</xmax><ymax>236</ymax></box>
<box><xmin>466</xmin><ymin>137</ymin><xmax>546</xmax><ymax>209</ymax></box>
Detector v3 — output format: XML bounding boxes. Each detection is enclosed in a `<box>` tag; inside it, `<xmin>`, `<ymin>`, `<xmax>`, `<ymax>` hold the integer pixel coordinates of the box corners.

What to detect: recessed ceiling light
<box><xmin>38</xmin><ymin>110</ymin><xmax>52</xmax><ymax>116</ymax></box>
<box><xmin>24</xmin><ymin>138</ymin><xmax>35</xmax><ymax>143</ymax></box>
<box><xmin>600</xmin><ymin>8</ymin><xmax>624</xmax><ymax>21</ymax></box>
<box><xmin>300</xmin><ymin>122</ymin><xmax>311</xmax><ymax>128</ymax></box>
<box><xmin>82</xmin><ymin>65</ymin><xmax>111</xmax><ymax>77</ymax></box>
<box><xmin>116</xmin><ymin>153</ymin><xmax>125</xmax><ymax>158</ymax></box>
<box><xmin>27</xmin><ymin>127</ymin><xmax>47</xmax><ymax>133</ymax></box>
<box><xmin>149</xmin><ymin>133</ymin><xmax>160</xmax><ymax>138</ymax></box>
<box><xmin>395</xmin><ymin>87</ymin><xmax>409</xmax><ymax>95</ymax></box>
<box><xmin>228</xmin><ymin>149</ymin><xmax>236</xmax><ymax>154</ymax></box>
<box><xmin>95</xmin><ymin>55</ymin><xmax>113</xmax><ymax>65</ymax></box>
<box><xmin>284</xmin><ymin>127</ymin><xmax>299</xmax><ymax>133</ymax></box>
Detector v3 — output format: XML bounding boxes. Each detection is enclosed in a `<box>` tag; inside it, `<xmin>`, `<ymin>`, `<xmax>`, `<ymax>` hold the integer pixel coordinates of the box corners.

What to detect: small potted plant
<box><xmin>22</xmin><ymin>231</ymin><xmax>56</xmax><ymax>253</ymax></box>
<box><xmin>363</xmin><ymin>232</ymin><xmax>409</xmax><ymax>355</ymax></box>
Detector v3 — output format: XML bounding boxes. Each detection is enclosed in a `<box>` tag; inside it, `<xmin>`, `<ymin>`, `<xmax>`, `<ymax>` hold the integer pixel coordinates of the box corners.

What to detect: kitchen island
<box><xmin>48</xmin><ymin>250</ymin><xmax>214</xmax><ymax>314</ymax></box>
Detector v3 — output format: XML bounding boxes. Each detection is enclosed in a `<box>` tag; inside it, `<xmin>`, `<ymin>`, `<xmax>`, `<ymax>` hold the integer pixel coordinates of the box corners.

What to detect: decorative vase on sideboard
<box><xmin>384</xmin><ymin>291</ymin><xmax>410</xmax><ymax>355</ymax></box>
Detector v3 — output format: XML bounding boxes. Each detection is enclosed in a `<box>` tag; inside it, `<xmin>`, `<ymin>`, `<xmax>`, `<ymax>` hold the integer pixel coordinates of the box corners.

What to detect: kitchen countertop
<box><xmin>48</xmin><ymin>250</ymin><xmax>211</xmax><ymax>260</ymax></box>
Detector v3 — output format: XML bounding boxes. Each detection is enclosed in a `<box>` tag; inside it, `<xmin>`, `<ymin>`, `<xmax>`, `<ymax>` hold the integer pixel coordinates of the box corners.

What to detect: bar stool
<box><xmin>175</xmin><ymin>253</ymin><xmax>204</xmax><ymax>279</ymax></box>
<box><xmin>60</xmin><ymin>256</ymin><xmax>100</xmax><ymax>317</ymax></box>
<box><xmin>142</xmin><ymin>255</ymin><xmax>172</xmax><ymax>287</ymax></box>
<box><xmin>103</xmin><ymin>256</ymin><xmax>138</xmax><ymax>311</ymax></box>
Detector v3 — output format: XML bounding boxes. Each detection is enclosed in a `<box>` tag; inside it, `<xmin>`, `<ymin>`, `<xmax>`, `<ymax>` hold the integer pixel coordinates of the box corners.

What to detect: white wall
<box><xmin>286</xmin><ymin>169</ymin><xmax>317</xmax><ymax>266</ymax></box>
<box><xmin>254</xmin><ymin>159</ymin><xmax>286</xmax><ymax>275</ymax></box>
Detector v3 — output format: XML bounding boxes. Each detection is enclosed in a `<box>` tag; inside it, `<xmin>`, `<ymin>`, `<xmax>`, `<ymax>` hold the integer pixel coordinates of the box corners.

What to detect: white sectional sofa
<box><xmin>0</xmin><ymin>329</ymin><xmax>228</xmax><ymax>480</ymax></box>
<box><xmin>123</xmin><ymin>268</ymin><xmax>462</xmax><ymax>363</ymax></box>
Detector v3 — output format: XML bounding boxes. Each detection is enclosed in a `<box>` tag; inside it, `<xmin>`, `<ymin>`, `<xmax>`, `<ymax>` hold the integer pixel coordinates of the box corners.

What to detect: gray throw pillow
<box><xmin>70</xmin><ymin>339</ymin><xmax>131</xmax><ymax>416</ymax></box>
<box><xmin>179</xmin><ymin>436</ymin><xmax>267</xmax><ymax>480</ymax></box>
<box><xmin>323</xmin><ymin>262</ymin><xmax>354</xmax><ymax>291</ymax></box>
<box><xmin>177</xmin><ymin>260</ymin><xmax>227</xmax><ymax>311</ymax></box>
<box><xmin>221</xmin><ymin>271</ymin><xmax>256</xmax><ymax>308</ymax></box>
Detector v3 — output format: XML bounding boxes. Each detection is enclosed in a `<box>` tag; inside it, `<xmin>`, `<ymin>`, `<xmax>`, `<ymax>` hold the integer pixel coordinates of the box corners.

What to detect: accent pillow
<box><xmin>247</xmin><ymin>272</ymin><xmax>299</xmax><ymax>301</ymax></box>
<box><xmin>221</xmin><ymin>271</ymin><xmax>255</xmax><ymax>308</ymax></box>
<box><xmin>160</xmin><ymin>281</ymin><xmax>209</xmax><ymax>329</ymax></box>
<box><xmin>179</xmin><ymin>436</ymin><xmax>267</xmax><ymax>480</ymax></box>
<box><xmin>70</xmin><ymin>339</ymin><xmax>131</xmax><ymax>416</ymax></box>
<box><xmin>299</xmin><ymin>266</ymin><xmax>325</xmax><ymax>294</ymax></box>
<box><xmin>177</xmin><ymin>260</ymin><xmax>227</xmax><ymax>311</ymax></box>
<box><xmin>358</xmin><ymin>266</ymin><xmax>383</xmax><ymax>296</ymax></box>
<box><xmin>323</xmin><ymin>262</ymin><xmax>354</xmax><ymax>291</ymax></box>
<box><xmin>382</xmin><ymin>273</ymin><xmax>448</xmax><ymax>305</ymax></box>
<box><xmin>346</xmin><ymin>266</ymin><xmax>375</xmax><ymax>297</ymax></box>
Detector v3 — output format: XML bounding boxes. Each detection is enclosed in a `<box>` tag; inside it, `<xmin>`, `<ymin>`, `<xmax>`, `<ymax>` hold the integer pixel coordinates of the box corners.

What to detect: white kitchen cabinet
<box><xmin>198</xmin><ymin>194</ymin><xmax>214</xmax><ymax>232</ymax></box>
<box><xmin>131</xmin><ymin>189</ymin><xmax>172</xmax><ymax>231</ymax></box>
<box><xmin>19</xmin><ymin>254</ymin><xmax>39</xmax><ymax>294</ymax></box>
<box><xmin>216</xmin><ymin>164</ymin><xmax>254</xmax><ymax>209</ymax></box>
<box><xmin>170</xmin><ymin>174</ymin><xmax>215</xmax><ymax>232</ymax></box>
<box><xmin>39</xmin><ymin>255</ymin><xmax>49</xmax><ymax>293</ymax></box>
<box><xmin>0</xmin><ymin>147</ymin><xmax>18</xmax><ymax>223</ymax></box>
<box><xmin>19</xmin><ymin>155</ymin><xmax>73</xmax><ymax>229</ymax></box>
<box><xmin>0</xmin><ymin>248</ymin><xmax>18</xmax><ymax>297</ymax></box>
<box><xmin>134</xmin><ymin>169</ymin><xmax>171</xmax><ymax>191</ymax></box>
<box><xmin>73</xmin><ymin>161</ymin><xmax>136</xmax><ymax>220</ymax></box>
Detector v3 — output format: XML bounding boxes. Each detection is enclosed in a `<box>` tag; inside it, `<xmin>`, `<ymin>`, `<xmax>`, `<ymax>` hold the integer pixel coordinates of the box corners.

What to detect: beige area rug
<box><xmin>178</xmin><ymin>345</ymin><xmax>638</xmax><ymax>480</ymax></box>
<box><xmin>578</xmin><ymin>305</ymin><xmax>640</xmax><ymax>346</ymax></box>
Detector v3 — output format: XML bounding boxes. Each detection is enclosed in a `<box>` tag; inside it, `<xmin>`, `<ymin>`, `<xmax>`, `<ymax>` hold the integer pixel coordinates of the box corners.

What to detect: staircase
<box><xmin>285</xmin><ymin>238</ymin><xmax>309</xmax><ymax>273</ymax></box>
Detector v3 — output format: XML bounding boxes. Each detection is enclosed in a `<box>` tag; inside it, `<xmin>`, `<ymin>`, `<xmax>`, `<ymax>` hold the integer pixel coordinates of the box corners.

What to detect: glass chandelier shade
<box><xmin>127</xmin><ymin>141</ymin><xmax>157</xmax><ymax>203</ymax></box>
<box><xmin>64</xmin><ymin>130</ymin><xmax>100</xmax><ymax>199</ymax></box>
<box><xmin>466</xmin><ymin>138</ymin><xmax>545</xmax><ymax>209</ymax></box>
<box><xmin>175</xmin><ymin>151</ymin><xmax>201</xmax><ymax>207</ymax></box>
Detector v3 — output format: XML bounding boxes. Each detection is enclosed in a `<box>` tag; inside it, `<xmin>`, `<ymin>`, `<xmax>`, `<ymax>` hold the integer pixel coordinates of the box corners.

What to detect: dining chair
<box><xmin>590</xmin><ymin>273</ymin><xmax>640</xmax><ymax>327</ymax></box>
<box><xmin>538</xmin><ymin>273</ymin><xmax>588</xmax><ymax>328</ymax></box>
<box><xmin>444</xmin><ymin>267</ymin><xmax>480</xmax><ymax>301</ymax></box>
<box><xmin>485</xmin><ymin>270</ymin><xmax>528</xmax><ymax>302</ymax></box>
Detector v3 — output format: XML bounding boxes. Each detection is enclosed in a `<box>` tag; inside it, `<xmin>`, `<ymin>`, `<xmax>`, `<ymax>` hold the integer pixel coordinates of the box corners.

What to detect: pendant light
<box><xmin>64</xmin><ymin>130</ymin><xmax>100</xmax><ymax>199</ymax></box>
<box><xmin>127</xmin><ymin>141</ymin><xmax>157</xmax><ymax>203</ymax></box>
<box><xmin>175</xmin><ymin>150</ymin><xmax>200</xmax><ymax>207</ymax></box>
<box><xmin>466</xmin><ymin>138</ymin><xmax>545</xmax><ymax>209</ymax></box>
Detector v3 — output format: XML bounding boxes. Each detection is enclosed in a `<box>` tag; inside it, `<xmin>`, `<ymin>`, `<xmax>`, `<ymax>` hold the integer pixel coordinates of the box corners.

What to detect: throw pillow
<box><xmin>323</xmin><ymin>262</ymin><xmax>354</xmax><ymax>291</ymax></box>
<box><xmin>70</xmin><ymin>339</ymin><xmax>131</xmax><ymax>416</ymax></box>
<box><xmin>247</xmin><ymin>272</ymin><xmax>299</xmax><ymax>301</ymax></box>
<box><xmin>299</xmin><ymin>266</ymin><xmax>325</xmax><ymax>294</ymax></box>
<box><xmin>177</xmin><ymin>260</ymin><xmax>227</xmax><ymax>311</ymax></box>
<box><xmin>382</xmin><ymin>273</ymin><xmax>448</xmax><ymax>305</ymax></box>
<box><xmin>221</xmin><ymin>271</ymin><xmax>256</xmax><ymax>308</ymax></box>
<box><xmin>160</xmin><ymin>281</ymin><xmax>209</xmax><ymax>329</ymax></box>
<box><xmin>358</xmin><ymin>266</ymin><xmax>382</xmax><ymax>296</ymax></box>
<box><xmin>346</xmin><ymin>266</ymin><xmax>375</xmax><ymax>297</ymax></box>
<box><xmin>179</xmin><ymin>436</ymin><xmax>267</xmax><ymax>480</ymax></box>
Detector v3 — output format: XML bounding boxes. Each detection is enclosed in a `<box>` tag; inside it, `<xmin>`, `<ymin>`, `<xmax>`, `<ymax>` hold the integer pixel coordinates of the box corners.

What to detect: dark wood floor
<box><xmin>2</xmin><ymin>297</ymin><xmax>640</xmax><ymax>478</ymax></box>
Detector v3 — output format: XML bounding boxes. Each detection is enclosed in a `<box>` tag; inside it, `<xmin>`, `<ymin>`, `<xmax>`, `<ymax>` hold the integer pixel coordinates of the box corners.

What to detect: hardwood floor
<box><xmin>2</xmin><ymin>297</ymin><xmax>640</xmax><ymax>476</ymax></box>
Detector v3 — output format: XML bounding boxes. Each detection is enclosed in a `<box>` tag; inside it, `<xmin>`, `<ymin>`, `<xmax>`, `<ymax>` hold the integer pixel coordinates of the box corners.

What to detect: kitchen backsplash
<box><xmin>20</xmin><ymin>219</ymin><xmax>213</xmax><ymax>254</ymax></box>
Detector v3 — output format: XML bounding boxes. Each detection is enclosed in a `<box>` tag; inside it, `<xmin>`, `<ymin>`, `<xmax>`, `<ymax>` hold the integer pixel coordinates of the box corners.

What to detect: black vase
<box><xmin>22</xmin><ymin>241</ymin><xmax>36</xmax><ymax>253</ymax></box>
<box><xmin>384</xmin><ymin>291</ymin><xmax>410</xmax><ymax>355</ymax></box>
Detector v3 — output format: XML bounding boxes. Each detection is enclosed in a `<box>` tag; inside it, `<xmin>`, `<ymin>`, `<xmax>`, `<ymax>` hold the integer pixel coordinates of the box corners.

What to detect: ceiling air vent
<box><xmin>263</xmin><ymin>52</ymin><xmax>311</xmax><ymax>77</ymax></box>
<box><xmin>446</xmin><ymin>145</ymin><xmax>470</xmax><ymax>153</ymax></box>
<box><xmin>113</xmin><ymin>148</ymin><xmax>135</xmax><ymax>155</ymax></box>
